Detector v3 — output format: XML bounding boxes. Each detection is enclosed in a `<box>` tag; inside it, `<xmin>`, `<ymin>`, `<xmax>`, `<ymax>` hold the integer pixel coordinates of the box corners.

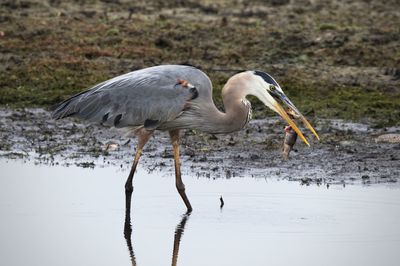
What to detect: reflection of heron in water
<box><xmin>52</xmin><ymin>65</ymin><xmax>319</xmax><ymax>212</ymax></box>
<box><xmin>123</xmin><ymin>194</ymin><xmax>137</xmax><ymax>266</ymax></box>
<box><xmin>171</xmin><ymin>213</ymin><xmax>190</xmax><ymax>266</ymax></box>
<box><xmin>123</xmin><ymin>191</ymin><xmax>190</xmax><ymax>266</ymax></box>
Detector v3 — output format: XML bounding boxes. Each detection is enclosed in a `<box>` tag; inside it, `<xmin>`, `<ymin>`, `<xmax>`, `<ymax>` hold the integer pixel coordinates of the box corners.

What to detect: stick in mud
<box><xmin>220</xmin><ymin>196</ymin><xmax>224</xmax><ymax>208</ymax></box>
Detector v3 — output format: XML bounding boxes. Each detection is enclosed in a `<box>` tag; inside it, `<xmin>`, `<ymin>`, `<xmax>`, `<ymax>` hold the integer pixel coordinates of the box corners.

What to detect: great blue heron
<box><xmin>52</xmin><ymin>65</ymin><xmax>319</xmax><ymax>212</ymax></box>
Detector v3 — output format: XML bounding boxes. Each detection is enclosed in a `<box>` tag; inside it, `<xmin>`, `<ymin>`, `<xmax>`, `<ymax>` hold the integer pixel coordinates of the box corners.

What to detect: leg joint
<box><xmin>125</xmin><ymin>183</ymin><xmax>134</xmax><ymax>193</ymax></box>
<box><xmin>176</xmin><ymin>182</ymin><xmax>185</xmax><ymax>192</ymax></box>
<box><xmin>134</xmin><ymin>149</ymin><xmax>142</xmax><ymax>161</ymax></box>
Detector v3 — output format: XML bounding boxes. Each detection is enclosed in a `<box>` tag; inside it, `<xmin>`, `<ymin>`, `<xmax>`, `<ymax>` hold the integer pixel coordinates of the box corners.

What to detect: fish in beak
<box><xmin>269</xmin><ymin>88</ymin><xmax>319</xmax><ymax>146</ymax></box>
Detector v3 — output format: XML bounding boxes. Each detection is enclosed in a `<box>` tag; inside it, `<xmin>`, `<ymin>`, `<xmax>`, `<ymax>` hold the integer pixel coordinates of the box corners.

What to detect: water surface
<box><xmin>1</xmin><ymin>160</ymin><xmax>399</xmax><ymax>266</ymax></box>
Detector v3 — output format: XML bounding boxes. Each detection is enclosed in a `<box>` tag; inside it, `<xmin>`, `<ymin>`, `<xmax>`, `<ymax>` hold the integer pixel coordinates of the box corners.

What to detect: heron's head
<box><xmin>245</xmin><ymin>70</ymin><xmax>319</xmax><ymax>146</ymax></box>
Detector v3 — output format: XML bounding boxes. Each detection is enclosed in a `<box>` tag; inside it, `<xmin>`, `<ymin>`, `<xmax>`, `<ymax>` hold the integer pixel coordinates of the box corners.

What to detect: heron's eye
<box><xmin>269</xmin><ymin>85</ymin><xmax>276</xmax><ymax>91</ymax></box>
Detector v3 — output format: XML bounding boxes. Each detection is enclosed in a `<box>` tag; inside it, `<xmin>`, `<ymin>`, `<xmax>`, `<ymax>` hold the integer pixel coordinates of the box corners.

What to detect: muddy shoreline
<box><xmin>1</xmin><ymin>108</ymin><xmax>399</xmax><ymax>186</ymax></box>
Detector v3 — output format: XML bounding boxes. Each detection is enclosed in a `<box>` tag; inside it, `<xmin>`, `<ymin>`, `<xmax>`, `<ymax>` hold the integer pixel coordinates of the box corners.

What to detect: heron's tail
<box><xmin>51</xmin><ymin>89</ymin><xmax>93</xmax><ymax>119</ymax></box>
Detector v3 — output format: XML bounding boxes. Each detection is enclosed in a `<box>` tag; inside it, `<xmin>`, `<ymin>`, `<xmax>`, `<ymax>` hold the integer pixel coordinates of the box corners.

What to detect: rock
<box><xmin>184</xmin><ymin>148</ymin><xmax>195</xmax><ymax>157</ymax></box>
<box><xmin>104</xmin><ymin>142</ymin><xmax>119</xmax><ymax>151</ymax></box>
<box><xmin>375</xmin><ymin>134</ymin><xmax>400</xmax><ymax>144</ymax></box>
<box><xmin>250</xmin><ymin>154</ymin><xmax>260</xmax><ymax>160</ymax></box>
<box><xmin>75</xmin><ymin>162</ymin><xmax>95</xmax><ymax>168</ymax></box>
<box><xmin>339</xmin><ymin>140</ymin><xmax>355</xmax><ymax>147</ymax></box>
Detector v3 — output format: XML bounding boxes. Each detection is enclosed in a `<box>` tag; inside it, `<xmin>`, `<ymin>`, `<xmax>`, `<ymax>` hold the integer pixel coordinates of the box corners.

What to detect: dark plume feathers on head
<box><xmin>253</xmin><ymin>71</ymin><xmax>279</xmax><ymax>87</ymax></box>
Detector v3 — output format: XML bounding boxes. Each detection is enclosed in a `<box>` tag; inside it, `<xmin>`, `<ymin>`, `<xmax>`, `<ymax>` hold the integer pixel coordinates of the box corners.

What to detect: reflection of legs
<box><xmin>171</xmin><ymin>212</ymin><xmax>191</xmax><ymax>266</ymax></box>
<box><xmin>169</xmin><ymin>130</ymin><xmax>193</xmax><ymax>212</ymax></box>
<box><xmin>124</xmin><ymin>193</ymin><xmax>136</xmax><ymax>266</ymax></box>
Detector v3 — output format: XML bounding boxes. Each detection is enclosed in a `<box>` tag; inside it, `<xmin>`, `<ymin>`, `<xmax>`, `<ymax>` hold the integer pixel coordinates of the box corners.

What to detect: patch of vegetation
<box><xmin>281</xmin><ymin>81</ymin><xmax>400</xmax><ymax>127</ymax></box>
<box><xmin>0</xmin><ymin>0</ymin><xmax>399</xmax><ymax>126</ymax></box>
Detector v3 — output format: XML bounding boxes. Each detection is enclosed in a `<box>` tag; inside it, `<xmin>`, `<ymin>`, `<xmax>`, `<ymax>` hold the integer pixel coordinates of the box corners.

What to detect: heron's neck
<box><xmin>205</xmin><ymin>77</ymin><xmax>251</xmax><ymax>134</ymax></box>
<box><xmin>166</xmin><ymin>74</ymin><xmax>252</xmax><ymax>134</ymax></box>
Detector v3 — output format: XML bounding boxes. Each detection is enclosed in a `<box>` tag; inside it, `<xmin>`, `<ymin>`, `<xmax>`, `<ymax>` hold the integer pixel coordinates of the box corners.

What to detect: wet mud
<box><xmin>1</xmin><ymin>108</ymin><xmax>399</xmax><ymax>185</ymax></box>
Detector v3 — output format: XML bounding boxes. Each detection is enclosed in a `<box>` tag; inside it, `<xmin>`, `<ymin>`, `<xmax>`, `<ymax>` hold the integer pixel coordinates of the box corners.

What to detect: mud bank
<box><xmin>1</xmin><ymin>108</ymin><xmax>399</xmax><ymax>185</ymax></box>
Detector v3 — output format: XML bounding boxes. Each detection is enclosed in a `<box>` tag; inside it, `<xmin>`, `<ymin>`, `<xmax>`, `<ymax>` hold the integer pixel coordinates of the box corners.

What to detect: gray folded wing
<box><xmin>51</xmin><ymin>65</ymin><xmax>201</xmax><ymax>129</ymax></box>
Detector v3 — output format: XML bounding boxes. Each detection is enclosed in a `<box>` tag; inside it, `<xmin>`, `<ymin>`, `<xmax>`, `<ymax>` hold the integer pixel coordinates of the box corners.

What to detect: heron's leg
<box><xmin>169</xmin><ymin>129</ymin><xmax>193</xmax><ymax>212</ymax></box>
<box><xmin>125</xmin><ymin>128</ymin><xmax>153</xmax><ymax>193</ymax></box>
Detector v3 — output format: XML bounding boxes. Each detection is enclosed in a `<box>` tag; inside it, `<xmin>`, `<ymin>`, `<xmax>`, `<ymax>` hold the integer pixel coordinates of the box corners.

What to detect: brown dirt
<box><xmin>1</xmin><ymin>108</ymin><xmax>399</xmax><ymax>186</ymax></box>
<box><xmin>0</xmin><ymin>0</ymin><xmax>400</xmax><ymax>125</ymax></box>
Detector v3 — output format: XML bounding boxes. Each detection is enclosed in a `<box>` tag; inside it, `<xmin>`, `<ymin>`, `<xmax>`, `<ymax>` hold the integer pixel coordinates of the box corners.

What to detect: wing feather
<box><xmin>52</xmin><ymin>65</ymin><xmax>209</xmax><ymax>129</ymax></box>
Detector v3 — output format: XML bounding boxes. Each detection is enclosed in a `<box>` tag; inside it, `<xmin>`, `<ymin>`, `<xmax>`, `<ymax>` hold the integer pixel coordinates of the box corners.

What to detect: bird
<box><xmin>52</xmin><ymin>64</ymin><xmax>319</xmax><ymax>212</ymax></box>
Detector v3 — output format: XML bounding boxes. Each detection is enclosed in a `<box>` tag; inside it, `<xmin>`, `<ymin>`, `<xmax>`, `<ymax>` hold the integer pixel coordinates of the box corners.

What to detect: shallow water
<box><xmin>1</xmin><ymin>160</ymin><xmax>399</xmax><ymax>266</ymax></box>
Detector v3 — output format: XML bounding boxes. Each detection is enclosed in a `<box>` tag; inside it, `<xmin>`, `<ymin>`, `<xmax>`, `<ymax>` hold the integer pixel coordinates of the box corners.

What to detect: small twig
<box><xmin>219</xmin><ymin>196</ymin><xmax>224</xmax><ymax>208</ymax></box>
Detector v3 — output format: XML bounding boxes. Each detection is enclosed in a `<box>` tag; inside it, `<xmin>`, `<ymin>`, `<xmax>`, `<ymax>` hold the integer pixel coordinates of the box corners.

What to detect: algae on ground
<box><xmin>0</xmin><ymin>0</ymin><xmax>399</xmax><ymax>126</ymax></box>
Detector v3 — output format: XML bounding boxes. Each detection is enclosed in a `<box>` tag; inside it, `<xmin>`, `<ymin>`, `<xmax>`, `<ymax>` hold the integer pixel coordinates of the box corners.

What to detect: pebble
<box><xmin>105</xmin><ymin>143</ymin><xmax>119</xmax><ymax>151</ymax></box>
<box><xmin>375</xmin><ymin>134</ymin><xmax>400</xmax><ymax>144</ymax></box>
<box><xmin>339</xmin><ymin>140</ymin><xmax>355</xmax><ymax>147</ymax></box>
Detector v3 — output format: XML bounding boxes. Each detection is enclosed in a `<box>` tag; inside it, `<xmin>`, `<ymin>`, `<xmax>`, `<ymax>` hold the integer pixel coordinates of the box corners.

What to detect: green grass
<box><xmin>0</xmin><ymin>0</ymin><xmax>399</xmax><ymax>126</ymax></box>
<box><xmin>282</xmin><ymin>82</ymin><xmax>400</xmax><ymax>126</ymax></box>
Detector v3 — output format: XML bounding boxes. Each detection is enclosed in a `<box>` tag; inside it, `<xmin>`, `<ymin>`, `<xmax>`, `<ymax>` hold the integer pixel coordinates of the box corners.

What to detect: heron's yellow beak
<box><xmin>271</xmin><ymin>91</ymin><xmax>319</xmax><ymax>146</ymax></box>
